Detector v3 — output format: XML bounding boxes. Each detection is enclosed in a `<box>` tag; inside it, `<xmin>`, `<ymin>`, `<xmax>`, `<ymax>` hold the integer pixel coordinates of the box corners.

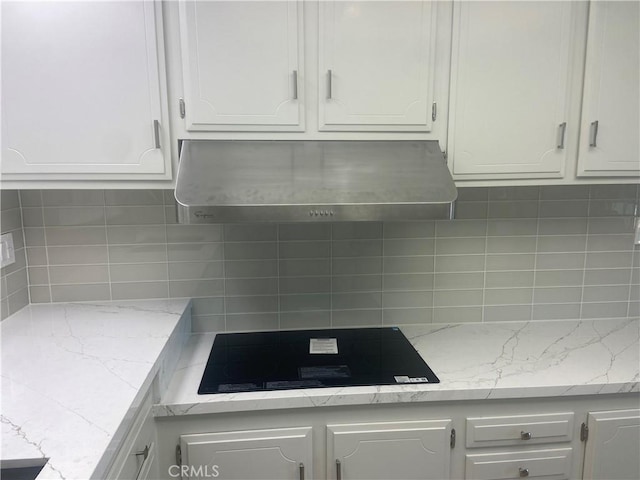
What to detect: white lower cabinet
<box><xmin>179</xmin><ymin>427</ymin><xmax>313</xmax><ymax>480</ymax></box>
<box><xmin>582</xmin><ymin>409</ymin><xmax>640</xmax><ymax>480</ymax></box>
<box><xmin>327</xmin><ymin>420</ymin><xmax>452</xmax><ymax>480</ymax></box>
<box><xmin>465</xmin><ymin>448</ymin><xmax>573</xmax><ymax>480</ymax></box>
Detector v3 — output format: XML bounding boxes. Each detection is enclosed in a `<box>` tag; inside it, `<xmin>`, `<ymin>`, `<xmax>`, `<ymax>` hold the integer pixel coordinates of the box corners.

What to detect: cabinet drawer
<box><xmin>465</xmin><ymin>448</ymin><xmax>573</xmax><ymax>480</ymax></box>
<box><xmin>466</xmin><ymin>413</ymin><xmax>574</xmax><ymax>448</ymax></box>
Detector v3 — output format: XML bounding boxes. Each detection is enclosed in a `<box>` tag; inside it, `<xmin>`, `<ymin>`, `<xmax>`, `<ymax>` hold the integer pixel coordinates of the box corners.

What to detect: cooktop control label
<box><xmin>394</xmin><ymin>376</ymin><xmax>430</xmax><ymax>384</ymax></box>
<box><xmin>309</xmin><ymin>338</ymin><xmax>338</xmax><ymax>354</ymax></box>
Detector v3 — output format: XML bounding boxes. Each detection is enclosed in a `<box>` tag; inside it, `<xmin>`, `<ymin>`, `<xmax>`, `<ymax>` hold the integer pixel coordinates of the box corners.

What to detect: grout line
<box><xmin>329</xmin><ymin>223</ymin><xmax>333</xmax><ymax>328</ymax></box>
<box><xmin>102</xmin><ymin>190</ymin><xmax>114</xmax><ymax>301</ymax></box>
<box><xmin>221</xmin><ymin>226</ymin><xmax>227</xmax><ymax>332</ymax></box>
<box><xmin>480</xmin><ymin>217</ymin><xmax>488</xmax><ymax>323</ymax></box>
<box><xmin>276</xmin><ymin>224</ymin><xmax>281</xmax><ymax>330</ymax></box>
<box><xmin>162</xmin><ymin>191</ymin><xmax>171</xmax><ymax>300</ymax></box>
<box><xmin>381</xmin><ymin>222</ymin><xmax>385</xmax><ymax>326</ymax></box>
<box><xmin>38</xmin><ymin>190</ymin><xmax>54</xmax><ymax>304</ymax></box>
<box><xmin>530</xmin><ymin>188</ymin><xmax>542</xmax><ymax>321</ymax></box>
<box><xmin>579</xmin><ymin>186</ymin><xmax>593</xmax><ymax>319</ymax></box>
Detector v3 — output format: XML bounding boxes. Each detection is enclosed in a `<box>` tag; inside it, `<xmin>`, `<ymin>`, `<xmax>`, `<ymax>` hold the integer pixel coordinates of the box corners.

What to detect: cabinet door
<box><xmin>448</xmin><ymin>1</ymin><xmax>582</xmax><ymax>178</ymax></box>
<box><xmin>319</xmin><ymin>1</ymin><xmax>437</xmax><ymax>131</ymax></box>
<box><xmin>179</xmin><ymin>0</ymin><xmax>303</xmax><ymax>131</ymax></box>
<box><xmin>1</xmin><ymin>1</ymin><xmax>170</xmax><ymax>179</ymax></box>
<box><xmin>179</xmin><ymin>427</ymin><xmax>312</xmax><ymax>480</ymax></box>
<box><xmin>577</xmin><ymin>1</ymin><xmax>640</xmax><ymax>177</ymax></box>
<box><xmin>327</xmin><ymin>419</ymin><xmax>452</xmax><ymax>480</ymax></box>
<box><xmin>583</xmin><ymin>410</ymin><xmax>640</xmax><ymax>480</ymax></box>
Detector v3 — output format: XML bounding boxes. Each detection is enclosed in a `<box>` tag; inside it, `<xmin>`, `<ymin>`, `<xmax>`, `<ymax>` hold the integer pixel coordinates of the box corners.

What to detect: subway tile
<box><xmin>585</xmin><ymin>252</ymin><xmax>633</xmax><ymax>269</ymax></box>
<box><xmin>169</xmin><ymin>279</ymin><xmax>224</xmax><ymax>298</ymax></box>
<box><xmin>168</xmin><ymin>261</ymin><xmax>223</xmax><ymax>280</ymax></box>
<box><xmin>539</xmin><ymin>200</ymin><xmax>588</xmax><ymax>218</ymax></box>
<box><xmin>489</xmin><ymin>186</ymin><xmax>539</xmax><ymax>200</ymax></box>
<box><xmin>587</xmin><ymin>234</ymin><xmax>634</xmax><ymax>252</ymax></box>
<box><xmin>105</xmin><ymin>206</ymin><xmax>165</xmax><ymax>225</ymax></box>
<box><xmin>278</xmin><ymin>223</ymin><xmax>330</xmax><ymax>241</ymax></box>
<box><xmin>23</xmin><ymin>228</ymin><xmax>45</xmax><ymax>247</ymax></box>
<box><xmin>333</xmin><ymin>292</ymin><xmax>382</xmax><ymax>310</ymax></box>
<box><xmin>6</xmin><ymin>269</ymin><xmax>27</xmax><ymax>296</ymax></box>
<box><xmin>19</xmin><ymin>190</ymin><xmax>42</xmax><ymax>207</ymax></box>
<box><xmin>104</xmin><ymin>190</ymin><xmax>164</xmax><ymax>205</ymax></box>
<box><xmin>384</xmin><ymin>238</ymin><xmax>434</xmax><ymax>256</ymax></box>
<box><xmin>29</xmin><ymin>285</ymin><xmax>51</xmax><ymax>303</ymax></box>
<box><xmin>485</xmin><ymin>288</ymin><xmax>532</xmax><ymax>305</ymax></box>
<box><xmin>436</xmin><ymin>219</ymin><xmax>486</xmax><ymax>237</ymax></box>
<box><xmin>588</xmin><ymin>217</ymin><xmax>634</xmax><ymax>234</ymax></box>
<box><xmin>383</xmin><ymin>291</ymin><xmax>431</xmax><ymax>308</ymax></box>
<box><xmin>224</xmin><ymin>224</ymin><xmax>277</xmax><ymax>241</ymax></box>
<box><xmin>1</xmin><ymin>208</ymin><xmax>22</xmax><ymax>232</ymax></box>
<box><xmin>590</xmin><ymin>184</ymin><xmax>638</xmax><ymax>199</ymax></box>
<box><xmin>584</xmin><ymin>269</ymin><xmax>632</xmax><ymax>286</ymax></box>
<box><xmin>280</xmin><ymin>311</ymin><xmax>331</xmax><ymax>330</ymax></box>
<box><xmin>44</xmin><ymin>207</ymin><xmax>105</xmax><ymax>226</ymax></box>
<box><xmin>434</xmin><ymin>272</ymin><xmax>484</xmax><ymax>290</ymax></box>
<box><xmin>7</xmin><ymin>288</ymin><xmax>29</xmax><ymax>315</ymax></box>
<box><xmin>332</xmin><ymin>275</ymin><xmax>381</xmax><ymax>293</ymax></box>
<box><xmin>49</xmin><ymin>265</ymin><xmax>109</xmax><ymax>285</ymax></box>
<box><xmin>384</xmin><ymin>221</ymin><xmax>435</xmax><ymax>238</ymax></box>
<box><xmin>454</xmin><ymin>202</ymin><xmax>488</xmax><ymax>219</ymax></box>
<box><xmin>108</xmin><ymin>225</ymin><xmax>167</xmax><ymax>244</ymax></box>
<box><xmin>226</xmin><ymin>313</ymin><xmax>279</xmax><ymax>332</ymax></box>
<box><xmin>540</xmin><ymin>185</ymin><xmax>590</xmax><ymax>200</ymax></box>
<box><xmin>629</xmin><ymin>302</ymin><xmax>639</xmax><ymax>317</ymax></box>
<box><xmin>111</xmin><ymin>282</ymin><xmax>168</xmax><ymax>300</ymax></box>
<box><xmin>486</xmin><ymin>254</ymin><xmax>535</xmax><ymax>271</ymax></box>
<box><xmin>332</xmin><ymin>222</ymin><xmax>382</xmax><ymax>239</ymax></box>
<box><xmin>45</xmin><ymin>226</ymin><xmax>107</xmax><ymax>246</ymax></box>
<box><xmin>488</xmin><ymin>201</ymin><xmax>538</xmax><ymax>218</ymax></box>
<box><xmin>1</xmin><ymin>249</ymin><xmax>26</xmax><ymax>276</ymax></box>
<box><xmin>110</xmin><ymin>263</ymin><xmax>168</xmax><ymax>282</ymax></box>
<box><xmin>583</xmin><ymin>285</ymin><xmax>630</xmax><ymax>302</ymax></box>
<box><xmin>279</xmin><ymin>241</ymin><xmax>329</xmax><ymax>259</ymax></box>
<box><xmin>383</xmin><ymin>256</ymin><xmax>433</xmax><ymax>274</ymax></box>
<box><xmin>0</xmin><ymin>190</ymin><xmax>19</xmax><ymax>210</ymax></box>
<box><xmin>280</xmin><ymin>276</ymin><xmax>330</xmax><ymax>295</ymax></box>
<box><xmin>42</xmin><ymin>190</ymin><xmax>104</xmax><ymax>206</ymax></box>
<box><xmin>383</xmin><ymin>308</ymin><xmax>432</xmax><ymax>325</ymax></box>
<box><xmin>164</xmin><ymin>206</ymin><xmax>178</xmax><ymax>224</ymax></box>
<box><xmin>163</xmin><ymin>189</ymin><xmax>176</xmax><ymax>205</ymax></box>
<box><xmin>191</xmin><ymin>297</ymin><xmax>225</xmax><ymax>316</ymax></box>
<box><xmin>589</xmin><ymin>199</ymin><xmax>636</xmax><ymax>217</ymax></box>
<box><xmin>485</xmin><ymin>271</ymin><xmax>534</xmax><ymax>288</ymax></box>
<box><xmin>536</xmin><ymin>253</ymin><xmax>586</xmax><ymax>270</ymax></box>
<box><xmin>279</xmin><ymin>258</ymin><xmax>331</xmax><ymax>277</ymax></box>
<box><xmin>47</xmin><ymin>246</ymin><xmax>108</xmax><ymax>265</ymax></box>
<box><xmin>280</xmin><ymin>294</ymin><xmax>331</xmax><ymax>312</ymax></box>
<box><xmin>435</xmin><ymin>237</ymin><xmax>485</xmax><ymax>255</ymax></box>
<box><xmin>27</xmin><ymin>267</ymin><xmax>49</xmax><ymax>286</ymax></box>
<box><xmin>333</xmin><ymin>239</ymin><xmax>382</xmax><ymax>257</ymax></box>
<box><xmin>435</xmin><ymin>255</ymin><xmax>485</xmax><ymax>273</ymax></box>
<box><xmin>533</xmin><ymin>287</ymin><xmax>582</xmax><ymax>304</ymax></box>
<box><xmin>333</xmin><ymin>257</ymin><xmax>382</xmax><ymax>275</ymax></box>
<box><xmin>191</xmin><ymin>314</ymin><xmax>226</xmax><ymax>333</ymax></box>
<box><xmin>26</xmin><ymin>247</ymin><xmax>48</xmax><ymax>266</ymax></box>
<box><xmin>484</xmin><ymin>305</ymin><xmax>532</xmax><ymax>322</ymax></box>
<box><xmin>538</xmin><ymin>218</ymin><xmax>587</xmax><ymax>235</ymax></box>
<box><xmin>581</xmin><ymin>302</ymin><xmax>629</xmax><ymax>319</ymax></box>
<box><xmin>537</xmin><ymin>235</ymin><xmax>586</xmax><ymax>253</ymax></box>
<box><xmin>109</xmin><ymin>244</ymin><xmax>167</xmax><ymax>264</ymax></box>
<box><xmin>225</xmin><ymin>260</ymin><xmax>278</xmax><ymax>278</ymax></box>
<box><xmin>51</xmin><ymin>284</ymin><xmax>110</xmax><ymax>302</ymax></box>
<box><xmin>433</xmin><ymin>306</ymin><xmax>482</xmax><ymax>323</ymax></box>
<box><xmin>487</xmin><ymin>219</ymin><xmax>537</xmax><ymax>237</ymax></box>
<box><xmin>384</xmin><ymin>273</ymin><xmax>433</xmax><ymax>291</ymax></box>
<box><xmin>434</xmin><ymin>290</ymin><xmax>483</xmax><ymax>307</ymax></box>
<box><xmin>166</xmin><ymin>225</ymin><xmax>222</xmax><ymax>243</ymax></box>
<box><xmin>167</xmin><ymin>243</ymin><xmax>223</xmax><ymax>262</ymax></box>
<box><xmin>1</xmin><ymin>277</ymin><xmax>9</xmax><ymax>301</ymax></box>
<box><xmin>535</xmin><ymin>270</ymin><xmax>584</xmax><ymax>287</ymax></box>
<box><xmin>332</xmin><ymin>309</ymin><xmax>382</xmax><ymax>328</ymax></box>
<box><xmin>226</xmin><ymin>296</ymin><xmax>278</xmax><ymax>314</ymax></box>
<box><xmin>532</xmin><ymin>304</ymin><xmax>581</xmax><ymax>320</ymax></box>
<box><xmin>457</xmin><ymin>187</ymin><xmax>488</xmax><ymax>201</ymax></box>
<box><xmin>21</xmin><ymin>208</ymin><xmax>44</xmax><ymax>227</ymax></box>
<box><xmin>486</xmin><ymin>236</ymin><xmax>536</xmax><ymax>254</ymax></box>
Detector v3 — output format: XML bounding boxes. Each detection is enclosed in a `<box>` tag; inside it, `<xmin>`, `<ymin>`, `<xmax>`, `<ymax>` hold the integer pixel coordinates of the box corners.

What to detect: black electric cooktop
<box><xmin>198</xmin><ymin>327</ymin><xmax>439</xmax><ymax>394</ymax></box>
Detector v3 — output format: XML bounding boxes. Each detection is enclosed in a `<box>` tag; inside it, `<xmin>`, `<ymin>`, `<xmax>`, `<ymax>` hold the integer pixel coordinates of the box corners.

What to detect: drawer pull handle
<box><xmin>299</xmin><ymin>462</ymin><xmax>305</xmax><ymax>480</ymax></box>
<box><xmin>520</xmin><ymin>431</ymin><xmax>532</xmax><ymax>440</ymax></box>
<box><xmin>336</xmin><ymin>459</ymin><xmax>342</xmax><ymax>480</ymax></box>
<box><xmin>519</xmin><ymin>467</ymin><xmax>530</xmax><ymax>477</ymax></box>
<box><xmin>135</xmin><ymin>445</ymin><xmax>149</xmax><ymax>461</ymax></box>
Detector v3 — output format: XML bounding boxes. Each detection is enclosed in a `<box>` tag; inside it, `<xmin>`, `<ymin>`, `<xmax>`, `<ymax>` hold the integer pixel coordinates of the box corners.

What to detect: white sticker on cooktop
<box><xmin>309</xmin><ymin>338</ymin><xmax>338</xmax><ymax>354</ymax></box>
<box><xmin>394</xmin><ymin>376</ymin><xmax>429</xmax><ymax>384</ymax></box>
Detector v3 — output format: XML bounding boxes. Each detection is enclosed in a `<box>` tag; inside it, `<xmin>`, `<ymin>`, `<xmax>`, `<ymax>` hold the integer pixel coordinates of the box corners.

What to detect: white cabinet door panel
<box><xmin>179</xmin><ymin>0</ymin><xmax>303</xmax><ymax>130</ymax></box>
<box><xmin>448</xmin><ymin>1</ymin><xmax>579</xmax><ymax>177</ymax></box>
<box><xmin>1</xmin><ymin>1</ymin><xmax>168</xmax><ymax>177</ymax></box>
<box><xmin>577</xmin><ymin>1</ymin><xmax>640</xmax><ymax>176</ymax></box>
<box><xmin>319</xmin><ymin>1</ymin><xmax>436</xmax><ymax>131</ymax></box>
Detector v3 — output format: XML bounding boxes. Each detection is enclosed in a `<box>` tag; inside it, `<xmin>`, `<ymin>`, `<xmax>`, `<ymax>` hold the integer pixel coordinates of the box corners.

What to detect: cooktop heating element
<box><xmin>198</xmin><ymin>327</ymin><xmax>439</xmax><ymax>394</ymax></box>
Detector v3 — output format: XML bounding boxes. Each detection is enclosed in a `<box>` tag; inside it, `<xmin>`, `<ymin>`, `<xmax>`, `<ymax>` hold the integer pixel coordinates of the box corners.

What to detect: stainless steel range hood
<box><xmin>174</xmin><ymin>140</ymin><xmax>457</xmax><ymax>223</ymax></box>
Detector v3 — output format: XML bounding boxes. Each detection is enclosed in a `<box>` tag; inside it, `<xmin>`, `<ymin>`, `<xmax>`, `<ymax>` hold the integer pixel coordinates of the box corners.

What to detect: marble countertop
<box><xmin>156</xmin><ymin>318</ymin><xmax>640</xmax><ymax>417</ymax></box>
<box><xmin>1</xmin><ymin>299</ymin><xmax>191</xmax><ymax>480</ymax></box>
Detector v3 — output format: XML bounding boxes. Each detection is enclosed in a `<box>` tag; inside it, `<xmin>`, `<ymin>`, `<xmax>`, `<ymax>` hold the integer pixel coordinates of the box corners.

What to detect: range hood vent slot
<box><xmin>174</xmin><ymin>140</ymin><xmax>457</xmax><ymax>223</ymax></box>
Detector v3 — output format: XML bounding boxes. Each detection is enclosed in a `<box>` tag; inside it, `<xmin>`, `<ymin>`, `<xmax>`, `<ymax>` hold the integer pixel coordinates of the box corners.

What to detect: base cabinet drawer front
<box><xmin>465</xmin><ymin>448</ymin><xmax>573</xmax><ymax>480</ymax></box>
<box><xmin>179</xmin><ymin>427</ymin><xmax>312</xmax><ymax>480</ymax></box>
<box><xmin>327</xmin><ymin>419</ymin><xmax>452</xmax><ymax>480</ymax></box>
<box><xmin>466</xmin><ymin>413</ymin><xmax>574</xmax><ymax>448</ymax></box>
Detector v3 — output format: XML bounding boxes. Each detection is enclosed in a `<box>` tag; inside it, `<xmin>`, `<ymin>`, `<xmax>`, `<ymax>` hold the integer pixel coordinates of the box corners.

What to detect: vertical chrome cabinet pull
<box><xmin>336</xmin><ymin>459</ymin><xmax>342</xmax><ymax>480</ymax></box>
<box><xmin>293</xmin><ymin>70</ymin><xmax>298</xmax><ymax>100</ymax></box>
<box><xmin>327</xmin><ymin>69</ymin><xmax>333</xmax><ymax>99</ymax></box>
<box><xmin>153</xmin><ymin>120</ymin><xmax>161</xmax><ymax>149</ymax></box>
<box><xmin>557</xmin><ymin>122</ymin><xmax>567</xmax><ymax>149</ymax></box>
<box><xmin>178</xmin><ymin>98</ymin><xmax>186</xmax><ymax>119</ymax></box>
<box><xmin>520</xmin><ymin>431</ymin><xmax>532</xmax><ymax>440</ymax></box>
<box><xmin>589</xmin><ymin>120</ymin><xmax>599</xmax><ymax>147</ymax></box>
<box><xmin>519</xmin><ymin>467</ymin><xmax>530</xmax><ymax>477</ymax></box>
<box><xmin>299</xmin><ymin>462</ymin><xmax>304</xmax><ymax>480</ymax></box>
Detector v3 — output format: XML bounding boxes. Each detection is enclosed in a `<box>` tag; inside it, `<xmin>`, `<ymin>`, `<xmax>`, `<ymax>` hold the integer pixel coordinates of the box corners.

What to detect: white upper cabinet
<box><xmin>577</xmin><ymin>1</ymin><xmax>640</xmax><ymax>177</ymax></box>
<box><xmin>448</xmin><ymin>1</ymin><xmax>585</xmax><ymax>179</ymax></box>
<box><xmin>1</xmin><ymin>1</ymin><xmax>171</xmax><ymax>181</ymax></box>
<box><xmin>318</xmin><ymin>1</ymin><xmax>437</xmax><ymax>132</ymax></box>
<box><xmin>178</xmin><ymin>0</ymin><xmax>304</xmax><ymax>131</ymax></box>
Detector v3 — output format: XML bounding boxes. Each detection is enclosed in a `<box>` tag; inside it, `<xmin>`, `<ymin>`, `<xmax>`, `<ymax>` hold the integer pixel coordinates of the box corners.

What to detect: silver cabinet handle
<box><xmin>519</xmin><ymin>467</ymin><xmax>530</xmax><ymax>477</ymax></box>
<box><xmin>327</xmin><ymin>69</ymin><xmax>333</xmax><ymax>99</ymax></box>
<box><xmin>557</xmin><ymin>122</ymin><xmax>567</xmax><ymax>149</ymax></box>
<box><xmin>336</xmin><ymin>459</ymin><xmax>342</xmax><ymax>480</ymax></box>
<box><xmin>299</xmin><ymin>462</ymin><xmax>304</xmax><ymax>480</ymax></box>
<box><xmin>520</xmin><ymin>431</ymin><xmax>532</xmax><ymax>440</ymax></box>
<box><xmin>153</xmin><ymin>120</ymin><xmax>160</xmax><ymax>149</ymax></box>
<box><xmin>134</xmin><ymin>445</ymin><xmax>150</xmax><ymax>480</ymax></box>
<box><xmin>589</xmin><ymin>120</ymin><xmax>599</xmax><ymax>147</ymax></box>
<box><xmin>293</xmin><ymin>70</ymin><xmax>298</xmax><ymax>100</ymax></box>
